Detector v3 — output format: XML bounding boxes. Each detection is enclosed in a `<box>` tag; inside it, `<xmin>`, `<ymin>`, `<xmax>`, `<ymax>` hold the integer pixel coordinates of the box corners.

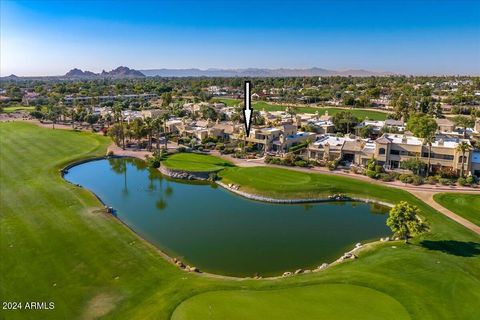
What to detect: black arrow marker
<box><xmin>243</xmin><ymin>81</ymin><xmax>253</xmax><ymax>137</ymax></box>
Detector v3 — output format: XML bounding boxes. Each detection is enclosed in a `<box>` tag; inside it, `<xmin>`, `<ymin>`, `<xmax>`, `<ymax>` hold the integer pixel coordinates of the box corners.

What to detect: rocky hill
<box><xmin>64</xmin><ymin>66</ymin><xmax>145</xmax><ymax>78</ymax></box>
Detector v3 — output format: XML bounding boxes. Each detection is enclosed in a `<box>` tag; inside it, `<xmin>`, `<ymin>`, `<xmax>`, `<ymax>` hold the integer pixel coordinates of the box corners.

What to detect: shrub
<box><xmin>399</xmin><ymin>174</ymin><xmax>414</xmax><ymax>184</ymax></box>
<box><xmin>106</xmin><ymin>150</ymin><xmax>114</xmax><ymax>156</ymax></box>
<box><xmin>388</xmin><ymin>172</ymin><xmax>400</xmax><ymax>180</ymax></box>
<box><xmin>466</xmin><ymin>176</ymin><xmax>476</xmax><ymax>185</ymax></box>
<box><xmin>366</xmin><ymin>170</ymin><xmax>377</xmax><ymax>179</ymax></box>
<box><xmin>366</xmin><ymin>158</ymin><xmax>376</xmax><ymax>171</ymax></box>
<box><xmin>426</xmin><ymin>176</ymin><xmax>438</xmax><ymax>185</ymax></box>
<box><xmin>30</xmin><ymin>110</ymin><xmax>44</xmax><ymax>119</ymax></box>
<box><xmin>350</xmin><ymin>166</ymin><xmax>361</xmax><ymax>174</ymax></box>
<box><xmin>294</xmin><ymin>160</ymin><xmax>308</xmax><ymax>167</ymax></box>
<box><xmin>437</xmin><ymin>167</ymin><xmax>458</xmax><ymax>179</ymax></box>
<box><xmin>457</xmin><ymin>177</ymin><xmax>467</xmax><ymax>186</ymax></box>
<box><xmin>146</xmin><ymin>156</ymin><xmax>161</xmax><ymax>168</ymax></box>
<box><xmin>374</xmin><ymin>165</ymin><xmax>383</xmax><ymax>174</ymax></box>
<box><xmin>317</xmin><ymin>160</ymin><xmax>327</xmax><ymax>167</ymax></box>
<box><xmin>283</xmin><ymin>154</ymin><xmax>296</xmax><ymax>166</ymax></box>
<box><xmin>222</xmin><ymin>147</ymin><xmax>234</xmax><ymax>154</ymax></box>
<box><xmin>270</xmin><ymin>157</ymin><xmax>282</xmax><ymax>165</ymax></box>
<box><xmin>208</xmin><ymin>172</ymin><xmax>218</xmax><ymax>181</ymax></box>
<box><xmin>327</xmin><ymin>160</ymin><xmax>339</xmax><ymax>171</ymax></box>
<box><xmin>411</xmin><ymin>175</ymin><xmax>424</xmax><ymax>186</ymax></box>
<box><xmin>234</xmin><ymin>151</ymin><xmax>245</xmax><ymax>158</ymax></box>
<box><xmin>376</xmin><ymin>173</ymin><xmax>390</xmax><ymax>181</ymax></box>
<box><xmin>439</xmin><ymin>178</ymin><xmax>451</xmax><ymax>186</ymax></box>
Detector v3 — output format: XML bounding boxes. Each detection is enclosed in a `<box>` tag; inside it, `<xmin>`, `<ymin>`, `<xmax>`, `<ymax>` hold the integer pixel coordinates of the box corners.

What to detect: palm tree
<box><xmin>286</xmin><ymin>106</ymin><xmax>296</xmax><ymax>120</ymax></box>
<box><xmin>143</xmin><ymin>117</ymin><xmax>154</xmax><ymax>151</ymax></box>
<box><xmin>237</xmin><ymin>131</ymin><xmax>246</xmax><ymax>153</ymax></box>
<box><xmin>152</xmin><ymin>117</ymin><xmax>162</xmax><ymax>151</ymax></box>
<box><xmin>113</xmin><ymin>105</ymin><xmax>125</xmax><ymax>149</ymax></box>
<box><xmin>424</xmin><ymin>135</ymin><xmax>435</xmax><ymax>176</ymax></box>
<box><xmin>70</xmin><ymin>108</ymin><xmax>77</xmax><ymax>129</ymax></box>
<box><xmin>305</xmin><ymin>137</ymin><xmax>313</xmax><ymax>161</ymax></box>
<box><xmin>160</xmin><ymin>113</ymin><xmax>170</xmax><ymax>150</ymax></box>
<box><xmin>456</xmin><ymin>141</ymin><xmax>472</xmax><ymax>177</ymax></box>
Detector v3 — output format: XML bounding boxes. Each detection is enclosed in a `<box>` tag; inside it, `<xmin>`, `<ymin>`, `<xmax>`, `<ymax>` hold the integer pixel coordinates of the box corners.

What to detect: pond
<box><xmin>65</xmin><ymin>158</ymin><xmax>391</xmax><ymax>277</ymax></box>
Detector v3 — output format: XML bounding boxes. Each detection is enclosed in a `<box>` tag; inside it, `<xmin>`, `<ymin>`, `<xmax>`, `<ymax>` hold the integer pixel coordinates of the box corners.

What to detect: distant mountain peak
<box><xmin>64</xmin><ymin>66</ymin><xmax>145</xmax><ymax>78</ymax></box>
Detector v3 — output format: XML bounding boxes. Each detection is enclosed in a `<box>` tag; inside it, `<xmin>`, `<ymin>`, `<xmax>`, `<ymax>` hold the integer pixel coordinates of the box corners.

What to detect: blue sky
<box><xmin>1</xmin><ymin>0</ymin><xmax>479</xmax><ymax>76</ymax></box>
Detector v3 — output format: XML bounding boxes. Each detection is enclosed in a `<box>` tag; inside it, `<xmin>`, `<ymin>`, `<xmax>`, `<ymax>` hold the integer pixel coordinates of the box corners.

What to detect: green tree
<box><xmin>332</xmin><ymin>111</ymin><xmax>359</xmax><ymax>134</ymax></box>
<box><xmin>386</xmin><ymin>201</ymin><xmax>428</xmax><ymax>243</ymax></box>
<box><xmin>392</xmin><ymin>94</ymin><xmax>413</xmax><ymax>120</ymax></box>
<box><xmin>152</xmin><ymin>117</ymin><xmax>162</xmax><ymax>151</ymax></box>
<box><xmin>406</xmin><ymin>114</ymin><xmax>438</xmax><ymax>175</ymax></box>
<box><xmin>453</xmin><ymin>115</ymin><xmax>475</xmax><ymax>139</ymax></box>
<box><xmin>200</xmin><ymin>105</ymin><xmax>218</xmax><ymax>120</ymax></box>
<box><xmin>108</xmin><ymin>123</ymin><xmax>124</xmax><ymax>147</ymax></box>
<box><xmin>161</xmin><ymin>92</ymin><xmax>172</xmax><ymax>107</ymax></box>
<box><xmin>160</xmin><ymin>112</ymin><xmax>170</xmax><ymax>149</ymax></box>
<box><xmin>359</xmin><ymin>125</ymin><xmax>374</xmax><ymax>138</ymax></box>
<box><xmin>400</xmin><ymin>158</ymin><xmax>427</xmax><ymax>176</ymax></box>
<box><xmin>113</xmin><ymin>104</ymin><xmax>125</xmax><ymax>149</ymax></box>
<box><xmin>45</xmin><ymin>105</ymin><xmax>61</xmax><ymax>129</ymax></box>
<box><xmin>85</xmin><ymin>114</ymin><xmax>99</xmax><ymax>129</ymax></box>
<box><xmin>143</xmin><ymin>117</ymin><xmax>154</xmax><ymax>151</ymax></box>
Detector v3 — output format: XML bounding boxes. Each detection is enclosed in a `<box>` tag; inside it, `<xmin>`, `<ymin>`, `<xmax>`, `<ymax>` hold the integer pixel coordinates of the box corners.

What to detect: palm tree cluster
<box><xmin>108</xmin><ymin>110</ymin><xmax>169</xmax><ymax>152</ymax></box>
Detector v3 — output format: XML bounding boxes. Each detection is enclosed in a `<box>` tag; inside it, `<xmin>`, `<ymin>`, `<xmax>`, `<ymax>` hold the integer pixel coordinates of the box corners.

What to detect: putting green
<box><xmin>172</xmin><ymin>284</ymin><xmax>410</xmax><ymax>320</ymax></box>
<box><xmin>162</xmin><ymin>152</ymin><xmax>233</xmax><ymax>172</ymax></box>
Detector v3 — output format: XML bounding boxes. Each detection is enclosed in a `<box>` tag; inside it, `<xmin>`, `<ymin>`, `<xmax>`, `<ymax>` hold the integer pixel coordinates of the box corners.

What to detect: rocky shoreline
<box><xmin>217</xmin><ymin>181</ymin><xmax>394</xmax><ymax>207</ymax></box>
<box><xmin>159</xmin><ymin>166</ymin><xmax>213</xmax><ymax>180</ymax></box>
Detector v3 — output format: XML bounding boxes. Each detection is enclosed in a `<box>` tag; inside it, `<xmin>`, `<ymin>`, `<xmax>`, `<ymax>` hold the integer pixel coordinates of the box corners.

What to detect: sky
<box><xmin>1</xmin><ymin>0</ymin><xmax>479</xmax><ymax>76</ymax></box>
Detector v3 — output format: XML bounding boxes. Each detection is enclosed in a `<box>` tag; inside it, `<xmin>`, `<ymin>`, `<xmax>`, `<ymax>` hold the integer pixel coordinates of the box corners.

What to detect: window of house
<box><xmin>379</xmin><ymin>148</ymin><xmax>386</xmax><ymax>155</ymax></box>
<box><xmin>390</xmin><ymin>149</ymin><xmax>400</xmax><ymax>155</ymax></box>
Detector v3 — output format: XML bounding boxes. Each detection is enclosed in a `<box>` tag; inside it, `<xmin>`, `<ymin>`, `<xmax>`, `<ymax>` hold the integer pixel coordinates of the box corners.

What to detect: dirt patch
<box><xmin>82</xmin><ymin>292</ymin><xmax>122</xmax><ymax>320</ymax></box>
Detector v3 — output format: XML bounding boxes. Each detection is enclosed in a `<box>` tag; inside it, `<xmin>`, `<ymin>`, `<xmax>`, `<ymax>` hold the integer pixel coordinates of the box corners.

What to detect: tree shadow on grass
<box><xmin>420</xmin><ymin>240</ymin><xmax>480</xmax><ymax>257</ymax></box>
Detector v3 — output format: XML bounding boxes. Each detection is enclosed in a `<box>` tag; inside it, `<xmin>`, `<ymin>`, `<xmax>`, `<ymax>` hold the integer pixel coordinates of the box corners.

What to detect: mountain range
<box><xmin>1</xmin><ymin>67</ymin><xmax>393</xmax><ymax>80</ymax></box>
<box><xmin>140</xmin><ymin>67</ymin><xmax>393</xmax><ymax>77</ymax></box>
<box><xmin>64</xmin><ymin>66</ymin><xmax>145</xmax><ymax>78</ymax></box>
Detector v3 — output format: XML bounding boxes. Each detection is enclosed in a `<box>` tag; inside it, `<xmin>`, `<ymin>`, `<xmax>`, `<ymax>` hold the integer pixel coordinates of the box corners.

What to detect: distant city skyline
<box><xmin>1</xmin><ymin>0</ymin><xmax>479</xmax><ymax>76</ymax></box>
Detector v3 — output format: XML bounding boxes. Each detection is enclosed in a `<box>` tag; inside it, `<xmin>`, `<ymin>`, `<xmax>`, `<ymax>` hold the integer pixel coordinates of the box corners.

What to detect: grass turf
<box><xmin>433</xmin><ymin>193</ymin><xmax>480</xmax><ymax>226</ymax></box>
<box><xmin>1</xmin><ymin>122</ymin><xmax>480</xmax><ymax>319</ymax></box>
<box><xmin>171</xmin><ymin>284</ymin><xmax>410</xmax><ymax>320</ymax></box>
<box><xmin>215</xmin><ymin>98</ymin><xmax>388</xmax><ymax>120</ymax></box>
<box><xmin>161</xmin><ymin>152</ymin><xmax>233</xmax><ymax>172</ymax></box>
<box><xmin>2</xmin><ymin>105</ymin><xmax>36</xmax><ymax>113</ymax></box>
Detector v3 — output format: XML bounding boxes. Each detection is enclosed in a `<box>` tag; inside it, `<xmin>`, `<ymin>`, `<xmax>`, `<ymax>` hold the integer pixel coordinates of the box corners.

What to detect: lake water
<box><xmin>65</xmin><ymin>158</ymin><xmax>390</xmax><ymax>277</ymax></box>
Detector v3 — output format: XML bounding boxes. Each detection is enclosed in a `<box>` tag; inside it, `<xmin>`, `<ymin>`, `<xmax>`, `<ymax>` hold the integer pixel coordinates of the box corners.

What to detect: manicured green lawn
<box><xmin>1</xmin><ymin>122</ymin><xmax>479</xmax><ymax>319</ymax></box>
<box><xmin>216</xmin><ymin>98</ymin><xmax>239</xmax><ymax>106</ymax></box>
<box><xmin>215</xmin><ymin>98</ymin><xmax>388</xmax><ymax>120</ymax></box>
<box><xmin>2</xmin><ymin>105</ymin><xmax>36</xmax><ymax>113</ymax></box>
<box><xmin>434</xmin><ymin>193</ymin><xmax>480</xmax><ymax>226</ymax></box>
<box><xmin>172</xmin><ymin>284</ymin><xmax>410</xmax><ymax>320</ymax></box>
<box><xmin>162</xmin><ymin>152</ymin><xmax>233</xmax><ymax>172</ymax></box>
